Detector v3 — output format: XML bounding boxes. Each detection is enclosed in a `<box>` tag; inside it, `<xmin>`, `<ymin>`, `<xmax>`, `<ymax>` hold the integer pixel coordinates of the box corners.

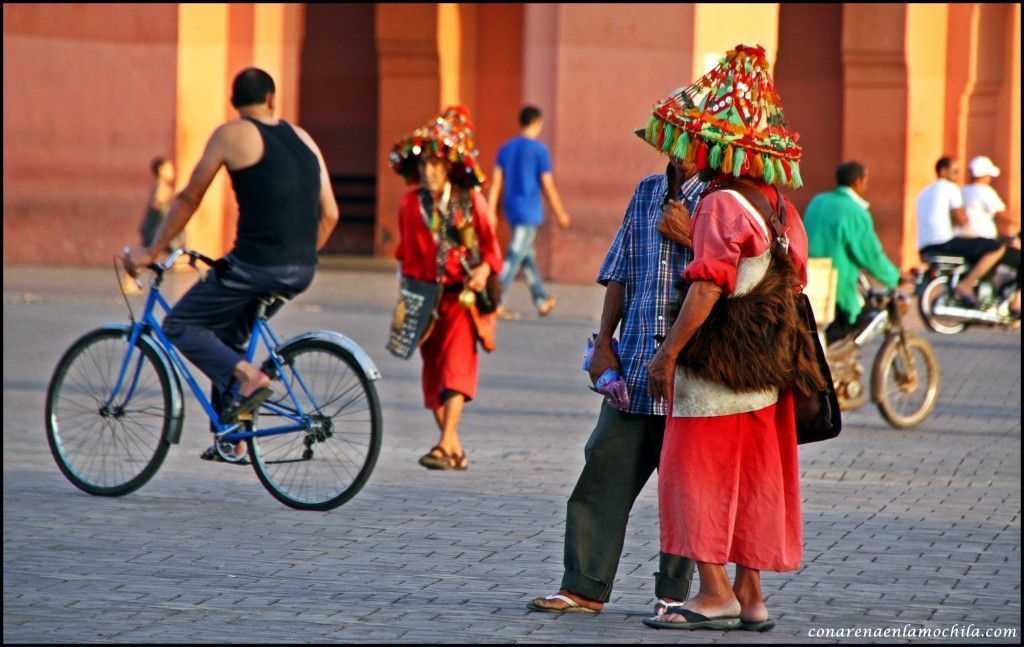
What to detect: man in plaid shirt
<box><xmin>529</xmin><ymin>160</ymin><xmax>706</xmax><ymax>614</ymax></box>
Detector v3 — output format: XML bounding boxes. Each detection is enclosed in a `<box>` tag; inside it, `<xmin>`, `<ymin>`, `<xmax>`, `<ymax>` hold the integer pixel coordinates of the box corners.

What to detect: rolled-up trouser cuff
<box><xmin>654</xmin><ymin>553</ymin><xmax>696</xmax><ymax>601</ymax></box>
<box><xmin>561</xmin><ymin>570</ymin><xmax>612</xmax><ymax>603</ymax></box>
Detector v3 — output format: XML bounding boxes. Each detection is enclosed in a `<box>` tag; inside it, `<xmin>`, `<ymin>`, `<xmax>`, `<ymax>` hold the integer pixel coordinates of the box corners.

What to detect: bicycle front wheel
<box><xmin>250</xmin><ymin>339</ymin><xmax>382</xmax><ymax>510</ymax></box>
<box><xmin>45</xmin><ymin>327</ymin><xmax>177</xmax><ymax>496</ymax></box>
<box><xmin>871</xmin><ymin>332</ymin><xmax>940</xmax><ymax>429</ymax></box>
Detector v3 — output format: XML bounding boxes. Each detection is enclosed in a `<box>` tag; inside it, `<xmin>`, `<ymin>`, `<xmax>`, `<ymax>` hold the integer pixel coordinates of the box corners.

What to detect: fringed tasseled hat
<box><xmin>636</xmin><ymin>44</ymin><xmax>803</xmax><ymax>188</ymax></box>
<box><xmin>388</xmin><ymin>105</ymin><xmax>487</xmax><ymax>188</ymax></box>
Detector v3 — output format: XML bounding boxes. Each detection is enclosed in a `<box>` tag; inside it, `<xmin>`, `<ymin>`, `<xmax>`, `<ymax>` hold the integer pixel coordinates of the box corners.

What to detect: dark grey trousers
<box><xmin>561</xmin><ymin>402</ymin><xmax>695</xmax><ymax>602</ymax></box>
<box><xmin>163</xmin><ymin>255</ymin><xmax>315</xmax><ymax>394</ymax></box>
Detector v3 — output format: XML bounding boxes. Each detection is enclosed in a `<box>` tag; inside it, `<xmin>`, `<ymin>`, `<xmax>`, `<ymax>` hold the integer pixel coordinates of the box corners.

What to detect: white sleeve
<box><xmin>985</xmin><ymin>186</ymin><xmax>1006</xmax><ymax>213</ymax></box>
<box><xmin>947</xmin><ymin>183</ymin><xmax>963</xmax><ymax>209</ymax></box>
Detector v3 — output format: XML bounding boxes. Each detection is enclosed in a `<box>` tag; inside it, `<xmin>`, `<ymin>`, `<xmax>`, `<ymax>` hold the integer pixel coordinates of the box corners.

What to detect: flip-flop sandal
<box><xmin>527</xmin><ymin>593</ymin><xmax>600</xmax><ymax>614</ymax></box>
<box><xmin>218</xmin><ymin>386</ymin><xmax>274</xmax><ymax>423</ymax></box>
<box><xmin>740</xmin><ymin>618</ymin><xmax>776</xmax><ymax>632</ymax></box>
<box><xmin>642</xmin><ymin>605</ymin><xmax>741</xmax><ymax>630</ymax></box>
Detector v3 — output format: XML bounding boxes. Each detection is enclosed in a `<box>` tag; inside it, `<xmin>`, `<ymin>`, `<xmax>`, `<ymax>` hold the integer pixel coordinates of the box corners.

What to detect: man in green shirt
<box><xmin>804</xmin><ymin>161</ymin><xmax>900</xmax><ymax>343</ymax></box>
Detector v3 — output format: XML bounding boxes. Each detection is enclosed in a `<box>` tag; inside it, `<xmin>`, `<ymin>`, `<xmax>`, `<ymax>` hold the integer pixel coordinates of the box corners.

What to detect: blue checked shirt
<box><xmin>597</xmin><ymin>173</ymin><xmax>706</xmax><ymax>416</ymax></box>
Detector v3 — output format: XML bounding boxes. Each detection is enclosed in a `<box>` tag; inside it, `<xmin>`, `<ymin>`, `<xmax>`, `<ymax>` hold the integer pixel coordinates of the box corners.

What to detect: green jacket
<box><xmin>804</xmin><ymin>187</ymin><xmax>899</xmax><ymax>323</ymax></box>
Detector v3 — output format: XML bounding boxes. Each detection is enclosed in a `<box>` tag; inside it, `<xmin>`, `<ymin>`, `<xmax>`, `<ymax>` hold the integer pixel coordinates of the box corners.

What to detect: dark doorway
<box><xmin>299</xmin><ymin>3</ymin><xmax>378</xmax><ymax>255</ymax></box>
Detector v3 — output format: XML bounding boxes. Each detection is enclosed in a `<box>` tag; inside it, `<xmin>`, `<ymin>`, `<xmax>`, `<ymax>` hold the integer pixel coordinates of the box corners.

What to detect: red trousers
<box><xmin>419</xmin><ymin>291</ymin><xmax>479</xmax><ymax>409</ymax></box>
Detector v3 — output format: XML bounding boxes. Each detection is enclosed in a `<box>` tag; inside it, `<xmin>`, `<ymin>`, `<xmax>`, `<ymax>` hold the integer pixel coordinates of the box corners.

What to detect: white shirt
<box><xmin>959</xmin><ymin>183</ymin><xmax>1005</xmax><ymax>240</ymax></box>
<box><xmin>915</xmin><ymin>178</ymin><xmax>963</xmax><ymax>249</ymax></box>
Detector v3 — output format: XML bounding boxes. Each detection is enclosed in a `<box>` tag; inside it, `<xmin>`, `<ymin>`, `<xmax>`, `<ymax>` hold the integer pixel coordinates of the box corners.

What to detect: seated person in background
<box><xmin>804</xmin><ymin>161</ymin><xmax>900</xmax><ymax>343</ymax></box>
<box><xmin>916</xmin><ymin>156</ymin><xmax>1005</xmax><ymax>307</ymax></box>
<box><xmin>960</xmin><ymin>156</ymin><xmax>1020</xmax><ymax>317</ymax></box>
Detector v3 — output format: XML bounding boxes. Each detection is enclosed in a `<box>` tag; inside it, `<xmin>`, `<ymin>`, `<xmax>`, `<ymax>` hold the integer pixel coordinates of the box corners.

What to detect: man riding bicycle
<box><xmin>123</xmin><ymin>67</ymin><xmax>339</xmax><ymax>461</ymax></box>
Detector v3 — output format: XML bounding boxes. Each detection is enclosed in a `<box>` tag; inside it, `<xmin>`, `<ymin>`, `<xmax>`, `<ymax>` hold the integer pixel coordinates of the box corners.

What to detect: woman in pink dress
<box><xmin>638</xmin><ymin>44</ymin><xmax>823</xmax><ymax>632</ymax></box>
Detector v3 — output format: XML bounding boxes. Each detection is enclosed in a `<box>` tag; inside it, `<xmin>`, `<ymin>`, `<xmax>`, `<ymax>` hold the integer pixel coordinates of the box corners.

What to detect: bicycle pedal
<box><xmin>236</xmin><ymin>411</ymin><xmax>254</xmax><ymax>422</ymax></box>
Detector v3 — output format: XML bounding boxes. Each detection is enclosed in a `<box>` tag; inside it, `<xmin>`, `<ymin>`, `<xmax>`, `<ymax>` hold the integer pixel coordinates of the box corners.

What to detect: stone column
<box><xmin>841</xmin><ymin>4</ymin><xmax>915</xmax><ymax>268</ymax></box>
<box><xmin>374</xmin><ymin>4</ymin><xmax>441</xmax><ymax>258</ymax></box>
<box><xmin>520</xmin><ymin>3</ymin><xmax>697</xmax><ymax>284</ymax></box>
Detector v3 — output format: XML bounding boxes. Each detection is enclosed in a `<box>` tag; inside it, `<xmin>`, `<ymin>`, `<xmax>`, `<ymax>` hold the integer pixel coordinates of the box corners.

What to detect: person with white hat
<box><xmin>916</xmin><ymin>156</ymin><xmax>1007</xmax><ymax>308</ymax></box>
<box><xmin>962</xmin><ymin>156</ymin><xmax>1020</xmax><ymax>315</ymax></box>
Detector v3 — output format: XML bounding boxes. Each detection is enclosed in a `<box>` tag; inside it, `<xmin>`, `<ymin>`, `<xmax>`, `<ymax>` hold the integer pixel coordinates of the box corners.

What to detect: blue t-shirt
<box><xmin>495</xmin><ymin>136</ymin><xmax>552</xmax><ymax>226</ymax></box>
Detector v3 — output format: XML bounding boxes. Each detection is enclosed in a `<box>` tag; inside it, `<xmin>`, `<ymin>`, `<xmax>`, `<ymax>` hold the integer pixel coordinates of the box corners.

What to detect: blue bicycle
<box><xmin>45</xmin><ymin>249</ymin><xmax>383</xmax><ymax>510</ymax></box>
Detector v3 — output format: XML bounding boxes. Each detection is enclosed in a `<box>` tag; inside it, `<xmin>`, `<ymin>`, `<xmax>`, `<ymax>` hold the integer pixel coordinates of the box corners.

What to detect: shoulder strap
<box><xmin>722</xmin><ymin>181</ymin><xmax>789</xmax><ymax>252</ymax></box>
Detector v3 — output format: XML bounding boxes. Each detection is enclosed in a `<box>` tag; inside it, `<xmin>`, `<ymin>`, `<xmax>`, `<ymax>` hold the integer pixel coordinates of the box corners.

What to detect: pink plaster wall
<box><xmin>524</xmin><ymin>4</ymin><xmax>695</xmax><ymax>284</ymax></box>
<box><xmin>774</xmin><ymin>3</ymin><xmax>843</xmax><ymax>216</ymax></box>
<box><xmin>3</xmin><ymin>4</ymin><xmax>178</xmax><ymax>266</ymax></box>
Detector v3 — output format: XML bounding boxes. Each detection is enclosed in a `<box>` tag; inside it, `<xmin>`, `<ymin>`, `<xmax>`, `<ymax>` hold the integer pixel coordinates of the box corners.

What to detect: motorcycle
<box><xmin>916</xmin><ymin>250</ymin><xmax>1020</xmax><ymax>335</ymax></box>
<box><xmin>825</xmin><ymin>277</ymin><xmax>940</xmax><ymax>429</ymax></box>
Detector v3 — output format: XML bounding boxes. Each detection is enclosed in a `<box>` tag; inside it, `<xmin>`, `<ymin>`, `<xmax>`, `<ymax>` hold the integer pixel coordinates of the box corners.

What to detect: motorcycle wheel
<box><xmin>871</xmin><ymin>333</ymin><xmax>940</xmax><ymax>429</ymax></box>
<box><xmin>918</xmin><ymin>275</ymin><xmax>968</xmax><ymax>335</ymax></box>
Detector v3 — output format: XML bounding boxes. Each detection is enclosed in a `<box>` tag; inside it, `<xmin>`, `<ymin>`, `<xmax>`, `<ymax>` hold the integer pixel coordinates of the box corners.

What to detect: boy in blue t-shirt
<box><xmin>488</xmin><ymin>106</ymin><xmax>571</xmax><ymax>318</ymax></box>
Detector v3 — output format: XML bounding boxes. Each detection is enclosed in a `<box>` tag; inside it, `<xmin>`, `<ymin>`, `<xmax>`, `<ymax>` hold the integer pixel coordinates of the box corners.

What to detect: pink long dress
<box><xmin>658</xmin><ymin>183</ymin><xmax>808</xmax><ymax>572</ymax></box>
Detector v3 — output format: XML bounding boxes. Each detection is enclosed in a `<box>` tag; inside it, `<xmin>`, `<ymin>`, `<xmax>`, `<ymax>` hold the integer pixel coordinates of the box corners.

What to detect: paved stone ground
<box><xmin>3</xmin><ymin>264</ymin><xmax>1020</xmax><ymax>644</ymax></box>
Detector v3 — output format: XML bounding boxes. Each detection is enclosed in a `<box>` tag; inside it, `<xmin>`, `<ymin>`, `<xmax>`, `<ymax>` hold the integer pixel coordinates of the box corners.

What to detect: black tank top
<box><xmin>227</xmin><ymin>117</ymin><xmax>321</xmax><ymax>266</ymax></box>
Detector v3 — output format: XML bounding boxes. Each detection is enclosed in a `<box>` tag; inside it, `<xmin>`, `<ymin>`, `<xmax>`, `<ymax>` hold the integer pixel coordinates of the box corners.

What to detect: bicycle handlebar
<box><xmin>148</xmin><ymin>248</ymin><xmax>216</xmax><ymax>273</ymax></box>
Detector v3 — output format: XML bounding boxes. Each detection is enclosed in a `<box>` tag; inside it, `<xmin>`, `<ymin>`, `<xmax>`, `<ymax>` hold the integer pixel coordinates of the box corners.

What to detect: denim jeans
<box><xmin>499</xmin><ymin>224</ymin><xmax>549</xmax><ymax>307</ymax></box>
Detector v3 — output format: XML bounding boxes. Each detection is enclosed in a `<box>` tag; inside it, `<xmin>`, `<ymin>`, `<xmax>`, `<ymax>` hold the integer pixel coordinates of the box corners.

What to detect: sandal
<box><xmin>418</xmin><ymin>446</ymin><xmax>469</xmax><ymax>470</ymax></box>
<box><xmin>418</xmin><ymin>446</ymin><xmax>453</xmax><ymax>470</ymax></box>
<box><xmin>451</xmin><ymin>451</ymin><xmax>468</xmax><ymax>471</ymax></box>
<box><xmin>642</xmin><ymin>602</ymin><xmax>741</xmax><ymax>630</ymax></box>
<box><xmin>218</xmin><ymin>386</ymin><xmax>274</xmax><ymax>424</ymax></box>
<box><xmin>199</xmin><ymin>440</ymin><xmax>249</xmax><ymax>465</ymax></box>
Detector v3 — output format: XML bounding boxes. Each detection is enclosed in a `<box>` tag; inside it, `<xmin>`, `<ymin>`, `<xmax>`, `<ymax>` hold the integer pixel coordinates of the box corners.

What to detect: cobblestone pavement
<box><xmin>4</xmin><ymin>265</ymin><xmax>1020</xmax><ymax>643</ymax></box>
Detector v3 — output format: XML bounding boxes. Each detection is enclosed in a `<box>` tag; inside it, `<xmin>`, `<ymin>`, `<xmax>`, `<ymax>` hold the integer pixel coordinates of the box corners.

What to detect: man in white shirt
<box><xmin>916</xmin><ymin>156</ymin><xmax>1004</xmax><ymax>305</ymax></box>
<box><xmin>961</xmin><ymin>156</ymin><xmax>1020</xmax><ymax>316</ymax></box>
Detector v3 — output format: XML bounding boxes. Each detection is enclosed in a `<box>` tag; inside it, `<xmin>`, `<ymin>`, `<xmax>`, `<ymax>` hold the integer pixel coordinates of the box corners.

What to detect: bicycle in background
<box><xmin>45</xmin><ymin>249</ymin><xmax>383</xmax><ymax>510</ymax></box>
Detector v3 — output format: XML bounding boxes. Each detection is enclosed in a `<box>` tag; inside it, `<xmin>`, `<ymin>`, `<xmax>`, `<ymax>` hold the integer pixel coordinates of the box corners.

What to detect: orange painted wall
<box><xmin>3</xmin><ymin>3</ymin><xmax>178</xmax><ymax>266</ymax></box>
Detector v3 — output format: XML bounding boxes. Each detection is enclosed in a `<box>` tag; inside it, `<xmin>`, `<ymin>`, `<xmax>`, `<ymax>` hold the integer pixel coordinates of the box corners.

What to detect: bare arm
<box><xmin>486</xmin><ymin>166</ymin><xmax>503</xmax><ymax>231</ymax></box>
<box><xmin>292</xmin><ymin>125</ymin><xmax>339</xmax><ymax>250</ymax></box>
<box><xmin>540</xmin><ymin>172</ymin><xmax>570</xmax><ymax>229</ymax></box>
<box><xmin>588</xmin><ymin>280</ymin><xmax>625</xmax><ymax>385</ymax></box>
<box><xmin>124</xmin><ymin>127</ymin><xmax>229</xmax><ymax>274</ymax></box>
<box><xmin>951</xmin><ymin>205</ymin><xmax>968</xmax><ymax>228</ymax></box>
<box><xmin>645</xmin><ymin>280</ymin><xmax>722</xmax><ymax>401</ymax></box>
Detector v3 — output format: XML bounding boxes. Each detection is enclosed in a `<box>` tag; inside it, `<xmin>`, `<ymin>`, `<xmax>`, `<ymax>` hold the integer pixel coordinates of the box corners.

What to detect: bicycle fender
<box><xmin>102</xmin><ymin>324</ymin><xmax>186</xmax><ymax>444</ymax></box>
<box><xmin>278</xmin><ymin>331</ymin><xmax>382</xmax><ymax>381</ymax></box>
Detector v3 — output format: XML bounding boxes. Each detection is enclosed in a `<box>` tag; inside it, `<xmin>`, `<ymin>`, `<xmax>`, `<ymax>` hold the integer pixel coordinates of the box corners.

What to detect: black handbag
<box><xmin>385</xmin><ymin>277</ymin><xmax>442</xmax><ymax>360</ymax></box>
<box><xmin>793</xmin><ymin>292</ymin><xmax>842</xmax><ymax>444</ymax></box>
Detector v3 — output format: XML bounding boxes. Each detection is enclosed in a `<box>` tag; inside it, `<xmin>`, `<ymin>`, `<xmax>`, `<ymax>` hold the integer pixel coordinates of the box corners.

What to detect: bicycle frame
<box><xmin>105</xmin><ymin>278</ymin><xmax>323</xmax><ymax>446</ymax></box>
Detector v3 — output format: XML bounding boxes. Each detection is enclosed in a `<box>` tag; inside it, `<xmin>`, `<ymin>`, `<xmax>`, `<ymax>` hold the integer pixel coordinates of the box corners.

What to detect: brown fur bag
<box><xmin>670</xmin><ymin>242</ymin><xmax>825</xmax><ymax>396</ymax></box>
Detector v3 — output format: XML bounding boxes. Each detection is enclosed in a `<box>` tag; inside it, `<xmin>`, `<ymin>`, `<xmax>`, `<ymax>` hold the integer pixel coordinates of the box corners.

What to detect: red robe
<box><xmin>394</xmin><ymin>187</ymin><xmax>502</xmax><ymax>409</ymax></box>
<box><xmin>660</xmin><ymin>185</ymin><xmax>808</xmax><ymax>572</ymax></box>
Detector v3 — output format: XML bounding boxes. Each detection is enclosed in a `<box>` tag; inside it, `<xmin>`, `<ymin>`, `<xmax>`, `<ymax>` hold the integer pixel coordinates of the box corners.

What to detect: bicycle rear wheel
<box><xmin>250</xmin><ymin>339</ymin><xmax>382</xmax><ymax>510</ymax></box>
<box><xmin>871</xmin><ymin>332</ymin><xmax>940</xmax><ymax>429</ymax></box>
<box><xmin>45</xmin><ymin>327</ymin><xmax>177</xmax><ymax>496</ymax></box>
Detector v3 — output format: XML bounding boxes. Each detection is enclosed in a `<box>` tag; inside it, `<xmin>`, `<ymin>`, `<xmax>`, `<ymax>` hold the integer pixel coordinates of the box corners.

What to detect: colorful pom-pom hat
<box><xmin>636</xmin><ymin>44</ymin><xmax>803</xmax><ymax>188</ymax></box>
<box><xmin>388</xmin><ymin>105</ymin><xmax>487</xmax><ymax>189</ymax></box>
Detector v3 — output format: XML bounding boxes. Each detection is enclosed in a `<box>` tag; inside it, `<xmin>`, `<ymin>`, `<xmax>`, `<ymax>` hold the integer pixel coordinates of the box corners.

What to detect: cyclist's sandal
<box><xmin>199</xmin><ymin>442</ymin><xmax>249</xmax><ymax>465</ymax></box>
<box><xmin>642</xmin><ymin>603</ymin><xmax>741</xmax><ymax>630</ymax></box>
<box><xmin>218</xmin><ymin>387</ymin><xmax>274</xmax><ymax>423</ymax></box>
